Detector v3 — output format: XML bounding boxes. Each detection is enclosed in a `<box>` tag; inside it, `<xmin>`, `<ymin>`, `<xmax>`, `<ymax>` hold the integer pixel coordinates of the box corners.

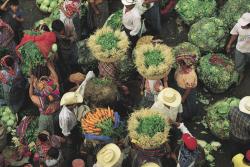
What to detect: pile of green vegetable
<box><xmin>96</xmin><ymin>118</ymin><xmax>124</xmax><ymax>138</ymax></box>
<box><xmin>175</xmin><ymin>0</ymin><xmax>217</xmax><ymax>25</ymax></box>
<box><xmin>206</xmin><ymin>97</ymin><xmax>240</xmax><ymax>139</ymax></box>
<box><xmin>19</xmin><ymin>42</ymin><xmax>46</xmax><ymax>76</ymax></box>
<box><xmin>97</xmin><ymin>32</ymin><xmax>119</xmax><ymax>51</ymax></box>
<box><xmin>197</xmin><ymin>53</ymin><xmax>238</xmax><ymax>93</ymax></box>
<box><xmin>173</xmin><ymin>42</ymin><xmax>200</xmax><ymax>58</ymax></box>
<box><xmin>23</xmin><ymin>117</ymin><xmax>39</xmax><ymax>145</ymax></box>
<box><xmin>0</xmin><ymin>106</ymin><xmax>16</xmax><ymax>133</ymax></box>
<box><xmin>136</xmin><ymin>115</ymin><xmax>165</xmax><ymax>138</ymax></box>
<box><xmin>36</xmin><ymin>0</ymin><xmax>63</xmax><ymax>13</ymax></box>
<box><xmin>188</xmin><ymin>17</ymin><xmax>227</xmax><ymax>52</ymax></box>
<box><xmin>105</xmin><ymin>10</ymin><xmax>123</xmax><ymax>30</ymax></box>
<box><xmin>219</xmin><ymin>0</ymin><xmax>250</xmax><ymax>29</ymax></box>
<box><xmin>144</xmin><ymin>50</ymin><xmax>165</xmax><ymax>68</ymax></box>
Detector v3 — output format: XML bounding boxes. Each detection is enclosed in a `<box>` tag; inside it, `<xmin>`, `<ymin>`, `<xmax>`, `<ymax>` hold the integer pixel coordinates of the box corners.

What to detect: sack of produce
<box><xmin>84</xmin><ymin>78</ymin><xmax>118</xmax><ymax>107</ymax></box>
<box><xmin>87</xmin><ymin>27</ymin><xmax>129</xmax><ymax>63</ymax></box>
<box><xmin>175</xmin><ymin>0</ymin><xmax>216</xmax><ymax>25</ymax></box>
<box><xmin>0</xmin><ymin>106</ymin><xmax>17</xmax><ymax>133</ymax></box>
<box><xmin>105</xmin><ymin>9</ymin><xmax>123</xmax><ymax>30</ymax></box>
<box><xmin>128</xmin><ymin>108</ymin><xmax>170</xmax><ymax>149</ymax></box>
<box><xmin>36</xmin><ymin>0</ymin><xmax>63</xmax><ymax>13</ymax></box>
<box><xmin>219</xmin><ymin>0</ymin><xmax>250</xmax><ymax>29</ymax></box>
<box><xmin>134</xmin><ymin>43</ymin><xmax>174</xmax><ymax>80</ymax></box>
<box><xmin>197</xmin><ymin>53</ymin><xmax>239</xmax><ymax>93</ymax></box>
<box><xmin>81</xmin><ymin>107</ymin><xmax>125</xmax><ymax>141</ymax></box>
<box><xmin>188</xmin><ymin>17</ymin><xmax>227</xmax><ymax>52</ymax></box>
<box><xmin>206</xmin><ymin>97</ymin><xmax>240</xmax><ymax>140</ymax></box>
<box><xmin>77</xmin><ymin>40</ymin><xmax>98</xmax><ymax>73</ymax></box>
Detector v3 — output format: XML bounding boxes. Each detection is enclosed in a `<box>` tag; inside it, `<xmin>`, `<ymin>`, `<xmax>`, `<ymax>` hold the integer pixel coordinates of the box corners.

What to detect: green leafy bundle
<box><xmin>206</xmin><ymin>97</ymin><xmax>240</xmax><ymax>139</ymax></box>
<box><xmin>173</xmin><ymin>42</ymin><xmax>200</xmax><ymax>58</ymax></box>
<box><xmin>219</xmin><ymin>0</ymin><xmax>250</xmax><ymax>29</ymax></box>
<box><xmin>24</xmin><ymin>117</ymin><xmax>39</xmax><ymax>144</ymax></box>
<box><xmin>188</xmin><ymin>17</ymin><xmax>227</xmax><ymax>52</ymax></box>
<box><xmin>136</xmin><ymin>115</ymin><xmax>165</xmax><ymax>138</ymax></box>
<box><xmin>144</xmin><ymin>50</ymin><xmax>165</xmax><ymax>68</ymax></box>
<box><xmin>197</xmin><ymin>53</ymin><xmax>238</xmax><ymax>93</ymax></box>
<box><xmin>106</xmin><ymin>10</ymin><xmax>123</xmax><ymax>30</ymax></box>
<box><xmin>92</xmin><ymin>77</ymin><xmax>112</xmax><ymax>86</ymax></box>
<box><xmin>175</xmin><ymin>0</ymin><xmax>217</xmax><ymax>25</ymax></box>
<box><xmin>96</xmin><ymin>32</ymin><xmax>119</xmax><ymax>51</ymax></box>
<box><xmin>19</xmin><ymin>42</ymin><xmax>46</xmax><ymax>76</ymax></box>
<box><xmin>96</xmin><ymin>118</ymin><xmax>124</xmax><ymax>138</ymax></box>
<box><xmin>117</xmin><ymin>57</ymin><xmax>136</xmax><ymax>83</ymax></box>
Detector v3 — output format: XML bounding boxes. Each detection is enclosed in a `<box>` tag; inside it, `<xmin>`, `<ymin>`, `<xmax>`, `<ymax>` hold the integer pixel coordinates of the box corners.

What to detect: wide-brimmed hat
<box><xmin>238</xmin><ymin>13</ymin><xmax>250</xmax><ymax>26</ymax></box>
<box><xmin>239</xmin><ymin>96</ymin><xmax>250</xmax><ymax>115</ymax></box>
<box><xmin>97</xmin><ymin>143</ymin><xmax>121</xmax><ymax>167</ymax></box>
<box><xmin>157</xmin><ymin>88</ymin><xmax>181</xmax><ymax>108</ymax></box>
<box><xmin>121</xmin><ymin>0</ymin><xmax>136</xmax><ymax>6</ymax></box>
<box><xmin>60</xmin><ymin>92</ymin><xmax>83</xmax><ymax>106</ymax></box>
<box><xmin>141</xmin><ymin>162</ymin><xmax>160</xmax><ymax>167</ymax></box>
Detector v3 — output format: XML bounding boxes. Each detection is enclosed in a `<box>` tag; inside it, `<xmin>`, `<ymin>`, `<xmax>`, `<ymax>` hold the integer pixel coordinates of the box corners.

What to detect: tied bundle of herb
<box><xmin>136</xmin><ymin>115</ymin><xmax>165</xmax><ymax>138</ymax></box>
<box><xmin>96</xmin><ymin>118</ymin><xmax>124</xmax><ymax>138</ymax></box>
<box><xmin>96</xmin><ymin>32</ymin><xmax>119</xmax><ymax>51</ymax></box>
<box><xmin>144</xmin><ymin>50</ymin><xmax>164</xmax><ymax>68</ymax></box>
<box><xmin>106</xmin><ymin>10</ymin><xmax>123</xmax><ymax>30</ymax></box>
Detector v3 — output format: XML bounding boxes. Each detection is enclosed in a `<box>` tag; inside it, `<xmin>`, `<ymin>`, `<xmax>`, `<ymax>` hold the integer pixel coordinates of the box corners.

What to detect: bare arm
<box><xmin>29</xmin><ymin>77</ymin><xmax>42</xmax><ymax>108</ymax></box>
<box><xmin>0</xmin><ymin>0</ymin><xmax>9</xmax><ymax>11</ymax></box>
<box><xmin>226</xmin><ymin>35</ymin><xmax>238</xmax><ymax>53</ymax></box>
<box><xmin>47</xmin><ymin>61</ymin><xmax>59</xmax><ymax>86</ymax></box>
<box><xmin>163</xmin><ymin>76</ymin><xmax>168</xmax><ymax>88</ymax></box>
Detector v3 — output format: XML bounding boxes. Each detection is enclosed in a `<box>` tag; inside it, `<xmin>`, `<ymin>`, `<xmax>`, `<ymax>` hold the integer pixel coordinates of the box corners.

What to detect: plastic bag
<box><xmin>59</xmin><ymin>106</ymin><xmax>77</xmax><ymax>136</ymax></box>
<box><xmin>76</xmin><ymin>71</ymin><xmax>95</xmax><ymax>97</ymax></box>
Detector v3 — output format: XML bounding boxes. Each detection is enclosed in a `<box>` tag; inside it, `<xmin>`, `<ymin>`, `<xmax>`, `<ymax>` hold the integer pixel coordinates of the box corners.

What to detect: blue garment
<box><xmin>178</xmin><ymin>144</ymin><xmax>200</xmax><ymax>167</ymax></box>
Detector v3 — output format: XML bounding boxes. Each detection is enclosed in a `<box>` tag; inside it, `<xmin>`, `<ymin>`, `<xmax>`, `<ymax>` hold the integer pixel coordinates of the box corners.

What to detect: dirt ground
<box><xmin>20</xmin><ymin>1</ymin><xmax>250</xmax><ymax>167</ymax></box>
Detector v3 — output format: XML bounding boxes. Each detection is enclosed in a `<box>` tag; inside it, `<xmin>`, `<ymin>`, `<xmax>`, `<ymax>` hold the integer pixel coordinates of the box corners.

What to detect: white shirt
<box><xmin>59</xmin><ymin>106</ymin><xmax>77</xmax><ymax>136</ymax></box>
<box><xmin>151</xmin><ymin>101</ymin><xmax>183</xmax><ymax>121</ymax></box>
<box><xmin>230</xmin><ymin>23</ymin><xmax>250</xmax><ymax>53</ymax></box>
<box><xmin>122</xmin><ymin>6</ymin><xmax>141</xmax><ymax>36</ymax></box>
<box><xmin>136</xmin><ymin>0</ymin><xmax>154</xmax><ymax>15</ymax></box>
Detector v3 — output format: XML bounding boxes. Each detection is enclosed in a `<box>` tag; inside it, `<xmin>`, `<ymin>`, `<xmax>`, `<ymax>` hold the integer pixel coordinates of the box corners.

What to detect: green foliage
<box><xmin>173</xmin><ymin>42</ymin><xmax>201</xmax><ymax>58</ymax></box>
<box><xmin>24</xmin><ymin>117</ymin><xmax>39</xmax><ymax>145</ymax></box>
<box><xmin>0</xmin><ymin>47</ymin><xmax>10</xmax><ymax>59</ymax></box>
<box><xmin>188</xmin><ymin>17</ymin><xmax>227</xmax><ymax>52</ymax></box>
<box><xmin>144</xmin><ymin>50</ymin><xmax>164</xmax><ymax>68</ymax></box>
<box><xmin>92</xmin><ymin>78</ymin><xmax>112</xmax><ymax>86</ymax></box>
<box><xmin>117</xmin><ymin>57</ymin><xmax>136</xmax><ymax>83</ymax></box>
<box><xmin>197</xmin><ymin>53</ymin><xmax>239</xmax><ymax>93</ymax></box>
<box><xmin>23</xmin><ymin>30</ymin><xmax>41</xmax><ymax>35</ymax></box>
<box><xmin>160</xmin><ymin>0</ymin><xmax>169</xmax><ymax>9</ymax></box>
<box><xmin>96</xmin><ymin>32</ymin><xmax>119</xmax><ymax>51</ymax></box>
<box><xmin>219</xmin><ymin>0</ymin><xmax>250</xmax><ymax>29</ymax></box>
<box><xmin>19</xmin><ymin>42</ymin><xmax>46</xmax><ymax>76</ymax></box>
<box><xmin>206</xmin><ymin>97</ymin><xmax>240</xmax><ymax>139</ymax></box>
<box><xmin>136</xmin><ymin>115</ymin><xmax>165</xmax><ymax>137</ymax></box>
<box><xmin>106</xmin><ymin>10</ymin><xmax>123</xmax><ymax>30</ymax></box>
<box><xmin>175</xmin><ymin>0</ymin><xmax>217</xmax><ymax>25</ymax></box>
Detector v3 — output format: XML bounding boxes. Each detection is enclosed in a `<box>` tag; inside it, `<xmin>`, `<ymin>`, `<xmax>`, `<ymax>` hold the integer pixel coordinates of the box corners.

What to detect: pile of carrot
<box><xmin>81</xmin><ymin>107</ymin><xmax>115</xmax><ymax>135</ymax></box>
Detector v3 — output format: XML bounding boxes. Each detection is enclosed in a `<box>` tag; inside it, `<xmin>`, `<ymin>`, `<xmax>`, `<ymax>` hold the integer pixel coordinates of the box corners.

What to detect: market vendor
<box><xmin>151</xmin><ymin>87</ymin><xmax>183</xmax><ymax>122</ymax></box>
<box><xmin>229</xmin><ymin>96</ymin><xmax>250</xmax><ymax>157</ymax></box>
<box><xmin>226</xmin><ymin>12</ymin><xmax>250</xmax><ymax>84</ymax></box>
<box><xmin>232</xmin><ymin>150</ymin><xmax>250</xmax><ymax>167</ymax></box>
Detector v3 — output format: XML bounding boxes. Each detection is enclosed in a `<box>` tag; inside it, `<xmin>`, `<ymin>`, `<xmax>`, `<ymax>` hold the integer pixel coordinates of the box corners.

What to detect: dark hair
<box><xmin>5</xmin><ymin>57</ymin><xmax>14</xmax><ymax>68</ymax></box>
<box><xmin>31</xmin><ymin>65</ymin><xmax>50</xmax><ymax>79</ymax></box>
<box><xmin>38</xmin><ymin>133</ymin><xmax>49</xmax><ymax>142</ymax></box>
<box><xmin>41</xmin><ymin>24</ymin><xmax>50</xmax><ymax>32</ymax></box>
<box><xmin>47</xmin><ymin>147</ymin><xmax>59</xmax><ymax>160</ymax></box>
<box><xmin>52</xmin><ymin>20</ymin><xmax>65</xmax><ymax>33</ymax></box>
<box><xmin>9</xmin><ymin>0</ymin><xmax>19</xmax><ymax>6</ymax></box>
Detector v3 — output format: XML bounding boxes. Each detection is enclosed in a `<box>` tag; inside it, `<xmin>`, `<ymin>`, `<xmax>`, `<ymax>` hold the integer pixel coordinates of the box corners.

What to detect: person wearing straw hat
<box><xmin>151</xmin><ymin>87</ymin><xmax>183</xmax><ymax>122</ymax></box>
<box><xmin>226</xmin><ymin>12</ymin><xmax>250</xmax><ymax>84</ymax></box>
<box><xmin>229</xmin><ymin>96</ymin><xmax>250</xmax><ymax>157</ymax></box>
<box><xmin>141</xmin><ymin>162</ymin><xmax>160</xmax><ymax>167</ymax></box>
<box><xmin>93</xmin><ymin>143</ymin><xmax>124</xmax><ymax>167</ymax></box>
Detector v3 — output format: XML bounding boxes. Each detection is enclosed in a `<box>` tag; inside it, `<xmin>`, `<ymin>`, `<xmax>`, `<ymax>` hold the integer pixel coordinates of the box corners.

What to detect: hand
<box><xmin>226</xmin><ymin>44</ymin><xmax>232</xmax><ymax>53</ymax></box>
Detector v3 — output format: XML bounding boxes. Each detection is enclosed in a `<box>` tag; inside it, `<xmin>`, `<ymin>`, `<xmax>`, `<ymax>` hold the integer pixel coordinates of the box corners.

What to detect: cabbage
<box><xmin>175</xmin><ymin>0</ymin><xmax>217</xmax><ymax>25</ymax></box>
<box><xmin>42</xmin><ymin>0</ymin><xmax>50</xmax><ymax>6</ymax></box>
<box><xmin>52</xmin><ymin>44</ymin><xmax>58</xmax><ymax>52</ymax></box>
<box><xmin>50</xmin><ymin>1</ymin><xmax>58</xmax><ymax>8</ymax></box>
<box><xmin>197</xmin><ymin>53</ymin><xmax>238</xmax><ymax>93</ymax></box>
<box><xmin>206</xmin><ymin>97</ymin><xmax>240</xmax><ymax>140</ymax></box>
<box><xmin>105</xmin><ymin>10</ymin><xmax>123</xmax><ymax>30</ymax></box>
<box><xmin>188</xmin><ymin>17</ymin><xmax>227</xmax><ymax>52</ymax></box>
<box><xmin>219</xmin><ymin>0</ymin><xmax>250</xmax><ymax>29</ymax></box>
<box><xmin>7</xmin><ymin>120</ymin><xmax>14</xmax><ymax>126</ymax></box>
<box><xmin>36</xmin><ymin>0</ymin><xmax>43</xmax><ymax>5</ymax></box>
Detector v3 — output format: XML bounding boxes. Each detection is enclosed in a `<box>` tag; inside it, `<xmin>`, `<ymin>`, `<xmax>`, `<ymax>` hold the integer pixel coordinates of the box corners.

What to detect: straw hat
<box><xmin>141</xmin><ymin>162</ymin><xmax>160</xmax><ymax>167</ymax></box>
<box><xmin>60</xmin><ymin>92</ymin><xmax>83</xmax><ymax>106</ymax></box>
<box><xmin>97</xmin><ymin>143</ymin><xmax>121</xmax><ymax>167</ymax></box>
<box><xmin>238</xmin><ymin>13</ymin><xmax>250</xmax><ymax>26</ymax></box>
<box><xmin>157</xmin><ymin>88</ymin><xmax>181</xmax><ymax>108</ymax></box>
<box><xmin>121</xmin><ymin>0</ymin><xmax>136</xmax><ymax>5</ymax></box>
<box><xmin>239</xmin><ymin>96</ymin><xmax>250</xmax><ymax>115</ymax></box>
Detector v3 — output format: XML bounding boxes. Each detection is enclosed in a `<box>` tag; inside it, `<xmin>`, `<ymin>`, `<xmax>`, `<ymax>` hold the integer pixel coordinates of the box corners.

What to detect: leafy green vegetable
<box><xmin>23</xmin><ymin>30</ymin><xmax>42</xmax><ymax>35</ymax></box>
<box><xmin>197</xmin><ymin>53</ymin><xmax>239</xmax><ymax>93</ymax></box>
<box><xmin>96</xmin><ymin>32</ymin><xmax>119</xmax><ymax>51</ymax></box>
<box><xmin>160</xmin><ymin>0</ymin><xmax>169</xmax><ymax>9</ymax></box>
<box><xmin>92</xmin><ymin>78</ymin><xmax>112</xmax><ymax>86</ymax></box>
<box><xmin>173</xmin><ymin>42</ymin><xmax>201</xmax><ymax>58</ymax></box>
<box><xmin>24</xmin><ymin>117</ymin><xmax>39</xmax><ymax>145</ymax></box>
<box><xmin>175</xmin><ymin>0</ymin><xmax>217</xmax><ymax>25</ymax></box>
<box><xmin>219</xmin><ymin>0</ymin><xmax>250</xmax><ymax>29</ymax></box>
<box><xmin>144</xmin><ymin>49</ymin><xmax>164</xmax><ymax>68</ymax></box>
<box><xmin>136</xmin><ymin>115</ymin><xmax>165</xmax><ymax>138</ymax></box>
<box><xmin>206</xmin><ymin>97</ymin><xmax>240</xmax><ymax>139</ymax></box>
<box><xmin>106</xmin><ymin>10</ymin><xmax>123</xmax><ymax>30</ymax></box>
<box><xmin>19</xmin><ymin>42</ymin><xmax>46</xmax><ymax>76</ymax></box>
<box><xmin>117</xmin><ymin>57</ymin><xmax>136</xmax><ymax>83</ymax></box>
<box><xmin>188</xmin><ymin>17</ymin><xmax>227</xmax><ymax>52</ymax></box>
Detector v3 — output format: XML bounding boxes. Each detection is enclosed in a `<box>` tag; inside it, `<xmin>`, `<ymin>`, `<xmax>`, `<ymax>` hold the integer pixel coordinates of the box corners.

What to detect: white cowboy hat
<box><xmin>239</xmin><ymin>96</ymin><xmax>250</xmax><ymax>115</ymax></box>
<box><xmin>141</xmin><ymin>162</ymin><xmax>160</xmax><ymax>167</ymax></box>
<box><xmin>238</xmin><ymin>13</ymin><xmax>250</xmax><ymax>26</ymax></box>
<box><xmin>97</xmin><ymin>143</ymin><xmax>121</xmax><ymax>167</ymax></box>
<box><xmin>60</xmin><ymin>92</ymin><xmax>83</xmax><ymax>106</ymax></box>
<box><xmin>157</xmin><ymin>88</ymin><xmax>182</xmax><ymax>108</ymax></box>
<box><xmin>121</xmin><ymin>0</ymin><xmax>136</xmax><ymax>6</ymax></box>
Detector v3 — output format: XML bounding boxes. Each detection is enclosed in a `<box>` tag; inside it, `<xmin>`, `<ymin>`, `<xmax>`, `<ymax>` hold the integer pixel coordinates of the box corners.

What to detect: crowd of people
<box><xmin>0</xmin><ymin>0</ymin><xmax>250</xmax><ymax>167</ymax></box>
